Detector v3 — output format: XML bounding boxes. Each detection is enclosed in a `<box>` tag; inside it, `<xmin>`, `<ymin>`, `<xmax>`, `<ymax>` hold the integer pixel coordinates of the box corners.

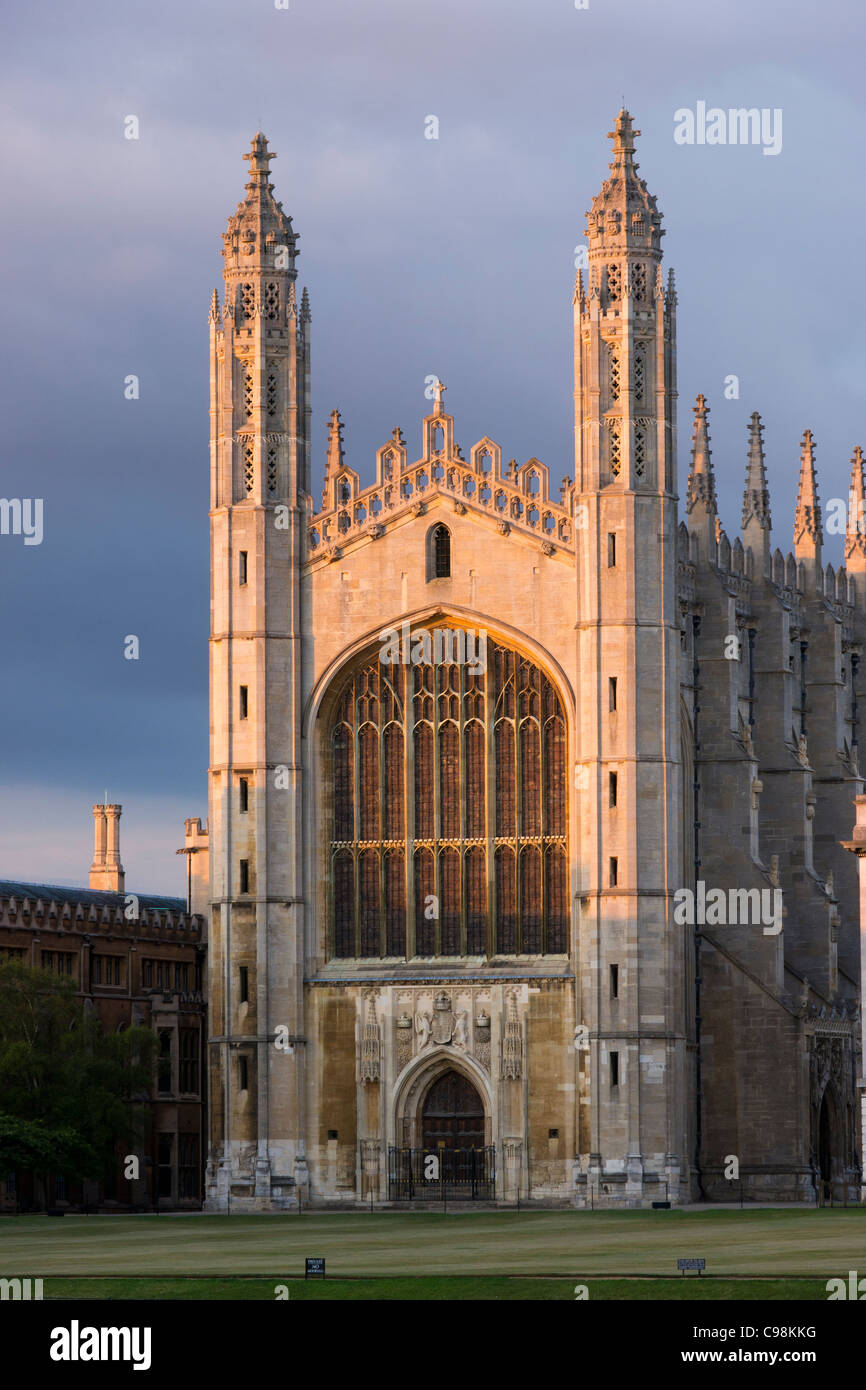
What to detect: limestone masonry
<box><xmin>198</xmin><ymin>113</ymin><xmax>865</xmax><ymax>1209</ymax></box>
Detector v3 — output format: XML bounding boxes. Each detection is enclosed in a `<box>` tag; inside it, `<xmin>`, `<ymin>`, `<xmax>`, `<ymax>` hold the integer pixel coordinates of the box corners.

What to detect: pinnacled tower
<box><xmin>573</xmin><ymin>112</ymin><xmax>689</xmax><ymax>1201</ymax></box>
<box><xmin>205</xmin><ymin>134</ymin><xmax>311</xmax><ymax>1209</ymax></box>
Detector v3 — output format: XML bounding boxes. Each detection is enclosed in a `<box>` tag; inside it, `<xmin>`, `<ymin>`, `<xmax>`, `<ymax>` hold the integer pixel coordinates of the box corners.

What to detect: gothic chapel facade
<box><xmin>200</xmin><ymin>113</ymin><xmax>865</xmax><ymax>1209</ymax></box>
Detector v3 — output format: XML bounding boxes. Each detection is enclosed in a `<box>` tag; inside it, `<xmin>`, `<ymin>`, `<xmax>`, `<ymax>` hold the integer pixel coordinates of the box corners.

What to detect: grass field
<box><xmin>35</xmin><ymin>1276</ymin><xmax>831</xmax><ymax>1300</ymax></box>
<box><xmin>1</xmin><ymin>1209</ymin><xmax>864</xmax><ymax>1295</ymax></box>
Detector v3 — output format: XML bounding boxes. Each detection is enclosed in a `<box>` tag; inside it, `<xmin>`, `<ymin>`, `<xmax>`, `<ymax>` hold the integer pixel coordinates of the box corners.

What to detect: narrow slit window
<box><xmin>239</xmin><ymin>1055</ymin><xmax>249</xmax><ymax>1091</ymax></box>
<box><xmin>239</xmin><ymin>550</ymin><xmax>248</xmax><ymax>586</ymax></box>
<box><xmin>609</xmin><ymin>677</ymin><xmax>617</xmax><ymax>712</ymax></box>
<box><xmin>239</xmin><ymin>859</ymin><xmax>250</xmax><ymax>894</ymax></box>
<box><xmin>611</xmin><ymin>1051</ymin><xmax>619</xmax><ymax>1087</ymax></box>
<box><xmin>607</xmin><ymin>532</ymin><xmax>616</xmax><ymax>567</ymax></box>
<box><xmin>239</xmin><ymin>965</ymin><xmax>249</xmax><ymax>1004</ymax></box>
<box><xmin>239</xmin><ymin>685</ymin><xmax>248</xmax><ymax>720</ymax></box>
<box><xmin>239</xmin><ymin>777</ymin><xmax>249</xmax><ymax>813</ymax></box>
<box><xmin>610</xmin><ymin>963</ymin><xmax>619</xmax><ymax>998</ymax></box>
<box><xmin>609</xmin><ymin>856</ymin><xmax>618</xmax><ymax>887</ymax></box>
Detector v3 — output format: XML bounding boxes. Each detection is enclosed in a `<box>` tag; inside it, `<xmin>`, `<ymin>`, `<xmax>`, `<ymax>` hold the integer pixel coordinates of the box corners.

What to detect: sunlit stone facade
<box><xmin>201</xmin><ymin>115</ymin><xmax>864</xmax><ymax>1210</ymax></box>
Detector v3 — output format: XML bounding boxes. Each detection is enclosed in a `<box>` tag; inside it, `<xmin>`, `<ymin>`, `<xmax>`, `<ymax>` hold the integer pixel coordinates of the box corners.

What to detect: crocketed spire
<box><xmin>742</xmin><ymin>412</ymin><xmax>771</xmax><ymax>533</ymax></box>
<box><xmin>793</xmin><ymin>430</ymin><xmax>822</xmax><ymax>564</ymax></box>
<box><xmin>845</xmin><ymin>445</ymin><xmax>866</xmax><ymax>568</ymax></box>
<box><xmin>686</xmin><ymin>394</ymin><xmax>716</xmax><ymax>515</ymax></box>
<box><xmin>686</xmin><ymin>395</ymin><xmax>717</xmax><ymax>557</ymax></box>
<box><xmin>322</xmin><ymin>408</ymin><xmax>345</xmax><ymax>510</ymax></box>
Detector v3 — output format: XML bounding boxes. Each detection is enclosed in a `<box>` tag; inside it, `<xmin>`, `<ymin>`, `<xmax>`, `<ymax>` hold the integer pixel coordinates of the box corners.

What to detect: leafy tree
<box><xmin>0</xmin><ymin>960</ymin><xmax>156</xmax><ymax>1187</ymax></box>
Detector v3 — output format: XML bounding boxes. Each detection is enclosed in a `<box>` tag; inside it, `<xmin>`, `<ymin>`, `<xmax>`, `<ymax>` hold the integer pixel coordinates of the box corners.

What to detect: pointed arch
<box><xmin>426</xmin><ymin>523</ymin><xmax>452</xmax><ymax>580</ymax></box>
<box><xmin>321</xmin><ymin>626</ymin><xmax>569</xmax><ymax>959</ymax></box>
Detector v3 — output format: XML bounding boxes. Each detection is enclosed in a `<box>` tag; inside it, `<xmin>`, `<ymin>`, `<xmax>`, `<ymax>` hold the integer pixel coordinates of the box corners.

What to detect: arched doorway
<box><xmin>421</xmin><ymin>1070</ymin><xmax>485</xmax><ymax>1150</ymax></box>
<box><xmin>389</xmin><ymin>1062</ymin><xmax>495</xmax><ymax>1199</ymax></box>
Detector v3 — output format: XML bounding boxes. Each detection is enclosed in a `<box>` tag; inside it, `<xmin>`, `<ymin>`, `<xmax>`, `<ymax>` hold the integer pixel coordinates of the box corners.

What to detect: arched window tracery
<box><xmin>328</xmin><ymin>638</ymin><xmax>568</xmax><ymax>958</ymax></box>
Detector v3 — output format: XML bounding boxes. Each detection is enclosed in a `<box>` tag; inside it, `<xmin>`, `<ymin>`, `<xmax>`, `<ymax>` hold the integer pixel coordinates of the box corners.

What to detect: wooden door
<box><xmin>421</xmin><ymin>1070</ymin><xmax>485</xmax><ymax>1149</ymax></box>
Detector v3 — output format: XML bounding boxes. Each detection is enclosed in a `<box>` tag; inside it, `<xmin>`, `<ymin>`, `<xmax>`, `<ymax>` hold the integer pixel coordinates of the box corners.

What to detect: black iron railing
<box><xmin>388</xmin><ymin>1146</ymin><xmax>495</xmax><ymax>1200</ymax></box>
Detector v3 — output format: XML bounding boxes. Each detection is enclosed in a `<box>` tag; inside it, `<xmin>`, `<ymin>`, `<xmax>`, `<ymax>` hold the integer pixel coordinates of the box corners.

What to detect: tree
<box><xmin>0</xmin><ymin>960</ymin><xmax>156</xmax><ymax>1192</ymax></box>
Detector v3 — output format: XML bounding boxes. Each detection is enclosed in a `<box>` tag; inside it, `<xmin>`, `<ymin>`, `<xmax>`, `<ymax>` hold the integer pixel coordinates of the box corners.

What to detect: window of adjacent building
<box><xmin>609</xmin><ymin>677</ymin><xmax>617</xmax><ymax>711</ymax></box>
<box><xmin>239</xmin><ymin>685</ymin><xmax>248</xmax><ymax>719</ymax></box>
<box><xmin>157</xmin><ymin>1030</ymin><xmax>172</xmax><ymax>1095</ymax></box>
<box><xmin>179</xmin><ymin>1029</ymin><xmax>199</xmax><ymax>1094</ymax></box>
<box><xmin>239</xmin><ymin>777</ymin><xmax>249</xmax><ymax>813</ymax></box>
<box><xmin>157</xmin><ymin>1133</ymin><xmax>173</xmax><ymax>1199</ymax></box>
<box><xmin>239</xmin><ymin>965</ymin><xmax>249</xmax><ymax>1004</ymax></box>
<box><xmin>607</xmin><ymin>532</ymin><xmax>616</xmax><ymax>567</ymax></box>
<box><xmin>144</xmin><ymin>958</ymin><xmax>183</xmax><ymax>992</ymax></box>
<box><xmin>54</xmin><ymin>1173</ymin><xmax>66</xmax><ymax>1200</ymax></box>
<box><xmin>609</xmin><ymin>857</ymin><xmax>618</xmax><ymax>887</ymax></box>
<box><xmin>0</xmin><ymin>947</ymin><xmax>25</xmax><ymax>961</ymax></box>
<box><xmin>239</xmin><ymin>1055</ymin><xmax>249</xmax><ymax>1091</ymax></box>
<box><xmin>178</xmin><ymin>1135</ymin><xmax>199</xmax><ymax>1201</ymax></box>
<box><xmin>93</xmin><ymin>955</ymin><xmax>123</xmax><ymax>987</ymax></box>
<box><xmin>609</xmin><ymin>771</ymin><xmax>618</xmax><ymax>807</ymax></box>
<box><xmin>239</xmin><ymin>550</ymin><xmax>248</xmax><ymax>586</ymax></box>
<box><xmin>41</xmin><ymin>952</ymin><xmax>75</xmax><ymax>977</ymax></box>
<box><xmin>239</xmin><ymin>859</ymin><xmax>250</xmax><ymax>894</ymax></box>
<box><xmin>611</xmin><ymin>1051</ymin><xmax>619</xmax><ymax>1087</ymax></box>
<box><xmin>610</xmin><ymin>963</ymin><xmax>619</xmax><ymax>999</ymax></box>
<box><xmin>328</xmin><ymin>641</ymin><xmax>567</xmax><ymax>958</ymax></box>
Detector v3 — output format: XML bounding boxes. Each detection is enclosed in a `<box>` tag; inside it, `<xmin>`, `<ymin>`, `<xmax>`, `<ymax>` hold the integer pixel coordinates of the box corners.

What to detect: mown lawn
<box><xmin>1</xmin><ymin>1208</ymin><xmax>863</xmax><ymax>1285</ymax></box>
<box><xmin>39</xmin><ymin>1275</ymin><xmax>831</xmax><ymax>1300</ymax></box>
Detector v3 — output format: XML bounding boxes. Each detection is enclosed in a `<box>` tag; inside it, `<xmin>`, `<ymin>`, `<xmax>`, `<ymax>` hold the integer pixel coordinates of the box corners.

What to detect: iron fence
<box><xmin>388</xmin><ymin>1146</ymin><xmax>495</xmax><ymax>1201</ymax></box>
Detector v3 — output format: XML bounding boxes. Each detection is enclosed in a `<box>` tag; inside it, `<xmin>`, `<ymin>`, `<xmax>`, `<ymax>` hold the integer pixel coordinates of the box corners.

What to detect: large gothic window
<box><xmin>328</xmin><ymin>637</ymin><xmax>568</xmax><ymax>958</ymax></box>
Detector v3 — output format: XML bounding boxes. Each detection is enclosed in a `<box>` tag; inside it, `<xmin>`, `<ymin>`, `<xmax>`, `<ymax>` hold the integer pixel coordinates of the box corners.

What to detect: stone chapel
<box><xmin>189</xmin><ymin>111</ymin><xmax>864</xmax><ymax>1209</ymax></box>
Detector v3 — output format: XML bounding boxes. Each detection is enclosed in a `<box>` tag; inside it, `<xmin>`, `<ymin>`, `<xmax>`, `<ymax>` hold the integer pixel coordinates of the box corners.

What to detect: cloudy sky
<box><xmin>0</xmin><ymin>0</ymin><xmax>863</xmax><ymax>893</ymax></box>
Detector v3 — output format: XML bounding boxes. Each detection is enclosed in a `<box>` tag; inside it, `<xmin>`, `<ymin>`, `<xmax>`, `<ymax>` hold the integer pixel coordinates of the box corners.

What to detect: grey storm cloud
<box><xmin>0</xmin><ymin>0</ymin><xmax>863</xmax><ymax>889</ymax></box>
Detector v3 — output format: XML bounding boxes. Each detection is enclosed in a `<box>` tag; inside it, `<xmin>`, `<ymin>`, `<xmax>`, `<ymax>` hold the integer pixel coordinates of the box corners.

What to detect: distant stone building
<box><xmin>0</xmin><ymin>805</ymin><xmax>206</xmax><ymax>1210</ymax></box>
<box><xmin>197</xmin><ymin>113</ymin><xmax>863</xmax><ymax>1209</ymax></box>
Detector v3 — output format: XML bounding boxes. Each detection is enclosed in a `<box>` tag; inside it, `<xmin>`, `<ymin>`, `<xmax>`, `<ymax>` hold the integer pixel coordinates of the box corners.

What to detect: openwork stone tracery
<box><xmin>329</xmin><ymin>639</ymin><xmax>568</xmax><ymax>958</ymax></box>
